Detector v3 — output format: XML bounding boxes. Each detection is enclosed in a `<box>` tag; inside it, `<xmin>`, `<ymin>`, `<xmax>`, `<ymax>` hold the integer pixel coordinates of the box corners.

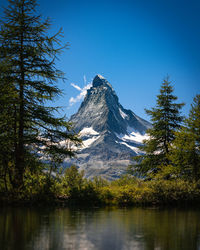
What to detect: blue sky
<box><xmin>1</xmin><ymin>0</ymin><xmax>200</xmax><ymax>121</ymax></box>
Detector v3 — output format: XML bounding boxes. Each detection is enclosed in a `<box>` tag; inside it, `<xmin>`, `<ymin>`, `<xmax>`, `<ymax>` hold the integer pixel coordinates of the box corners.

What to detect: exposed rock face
<box><xmin>65</xmin><ymin>75</ymin><xmax>151</xmax><ymax>180</ymax></box>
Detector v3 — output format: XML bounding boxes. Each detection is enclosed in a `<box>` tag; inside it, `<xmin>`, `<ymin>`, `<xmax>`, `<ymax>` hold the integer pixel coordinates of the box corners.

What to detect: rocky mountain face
<box><xmin>65</xmin><ymin>75</ymin><xmax>151</xmax><ymax>180</ymax></box>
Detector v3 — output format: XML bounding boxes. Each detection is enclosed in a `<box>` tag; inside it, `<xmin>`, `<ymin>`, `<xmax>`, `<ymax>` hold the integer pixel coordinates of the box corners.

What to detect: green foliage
<box><xmin>1</xmin><ymin>165</ymin><xmax>200</xmax><ymax>206</ymax></box>
<box><xmin>130</xmin><ymin>77</ymin><xmax>184</xmax><ymax>178</ymax></box>
<box><xmin>62</xmin><ymin>166</ymin><xmax>85</xmax><ymax>198</ymax></box>
<box><xmin>60</xmin><ymin>166</ymin><xmax>107</xmax><ymax>205</ymax></box>
<box><xmin>187</xmin><ymin>94</ymin><xmax>200</xmax><ymax>146</ymax></box>
<box><xmin>0</xmin><ymin>0</ymin><xmax>80</xmax><ymax>189</ymax></box>
<box><xmin>111</xmin><ymin>174</ymin><xmax>139</xmax><ymax>186</ymax></box>
<box><xmin>150</xmin><ymin>164</ymin><xmax>179</xmax><ymax>180</ymax></box>
<box><xmin>92</xmin><ymin>176</ymin><xmax>109</xmax><ymax>188</ymax></box>
<box><xmin>169</xmin><ymin>94</ymin><xmax>200</xmax><ymax>180</ymax></box>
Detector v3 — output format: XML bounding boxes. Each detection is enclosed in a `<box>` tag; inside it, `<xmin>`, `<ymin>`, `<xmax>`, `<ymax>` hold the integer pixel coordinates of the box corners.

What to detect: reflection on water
<box><xmin>0</xmin><ymin>206</ymin><xmax>200</xmax><ymax>250</ymax></box>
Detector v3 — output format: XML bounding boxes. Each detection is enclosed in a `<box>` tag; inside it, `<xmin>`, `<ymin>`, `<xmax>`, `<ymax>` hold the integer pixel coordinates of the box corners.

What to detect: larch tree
<box><xmin>170</xmin><ymin>94</ymin><xmax>200</xmax><ymax>180</ymax></box>
<box><xmin>0</xmin><ymin>0</ymin><xmax>80</xmax><ymax>190</ymax></box>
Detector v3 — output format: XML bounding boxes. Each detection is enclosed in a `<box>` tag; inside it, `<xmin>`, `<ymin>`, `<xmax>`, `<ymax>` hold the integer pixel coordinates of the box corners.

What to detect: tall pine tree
<box><xmin>130</xmin><ymin>77</ymin><xmax>184</xmax><ymax>178</ymax></box>
<box><xmin>0</xmin><ymin>0</ymin><xmax>80</xmax><ymax>189</ymax></box>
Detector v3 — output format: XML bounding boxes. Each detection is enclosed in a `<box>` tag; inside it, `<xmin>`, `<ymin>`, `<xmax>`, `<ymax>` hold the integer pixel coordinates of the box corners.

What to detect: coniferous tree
<box><xmin>0</xmin><ymin>0</ymin><xmax>80</xmax><ymax>189</ymax></box>
<box><xmin>170</xmin><ymin>94</ymin><xmax>200</xmax><ymax>180</ymax></box>
<box><xmin>187</xmin><ymin>94</ymin><xmax>200</xmax><ymax>148</ymax></box>
<box><xmin>0</xmin><ymin>61</ymin><xmax>17</xmax><ymax>190</ymax></box>
<box><xmin>130</xmin><ymin>77</ymin><xmax>184</xmax><ymax>178</ymax></box>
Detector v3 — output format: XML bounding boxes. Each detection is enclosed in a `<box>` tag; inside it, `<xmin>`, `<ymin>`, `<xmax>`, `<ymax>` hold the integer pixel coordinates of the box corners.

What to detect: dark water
<box><xmin>0</xmin><ymin>206</ymin><xmax>200</xmax><ymax>250</ymax></box>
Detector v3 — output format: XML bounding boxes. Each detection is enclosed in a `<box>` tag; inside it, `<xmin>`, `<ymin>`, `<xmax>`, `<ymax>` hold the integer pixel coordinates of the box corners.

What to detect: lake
<box><xmin>0</xmin><ymin>206</ymin><xmax>200</xmax><ymax>250</ymax></box>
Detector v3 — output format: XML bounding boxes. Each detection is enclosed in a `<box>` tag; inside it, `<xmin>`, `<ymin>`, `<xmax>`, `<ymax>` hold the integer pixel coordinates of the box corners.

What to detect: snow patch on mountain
<box><xmin>78</xmin><ymin>127</ymin><xmax>100</xmax><ymax>149</ymax></box>
<box><xmin>80</xmin><ymin>127</ymin><xmax>99</xmax><ymax>136</ymax></box>
<box><xmin>82</xmin><ymin>136</ymin><xmax>100</xmax><ymax>148</ymax></box>
<box><xmin>96</xmin><ymin>74</ymin><xmax>105</xmax><ymax>79</ymax></box>
<box><xmin>119</xmin><ymin>142</ymin><xmax>142</xmax><ymax>154</ymax></box>
<box><xmin>116</xmin><ymin>128</ymin><xmax>148</xmax><ymax>145</ymax></box>
<box><xmin>119</xmin><ymin>108</ymin><xmax>128</xmax><ymax>119</ymax></box>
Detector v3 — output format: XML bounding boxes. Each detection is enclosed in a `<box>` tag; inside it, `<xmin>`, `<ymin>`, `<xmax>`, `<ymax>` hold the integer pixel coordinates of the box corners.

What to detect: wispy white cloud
<box><xmin>83</xmin><ymin>75</ymin><xmax>87</xmax><ymax>85</ymax></box>
<box><xmin>69</xmin><ymin>77</ymin><xmax>92</xmax><ymax>106</ymax></box>
<box><xmin>71</xmin><ymin>83</ymin><xmax>82</xmax><ymax>91</ymax></box>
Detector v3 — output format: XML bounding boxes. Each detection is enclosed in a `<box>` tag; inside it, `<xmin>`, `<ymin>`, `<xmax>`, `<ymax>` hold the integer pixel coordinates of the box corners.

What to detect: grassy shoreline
<box><xmin>1</xmin><ymin>178</ymin><xmax>200</xmax><ymax>208</ymax></box>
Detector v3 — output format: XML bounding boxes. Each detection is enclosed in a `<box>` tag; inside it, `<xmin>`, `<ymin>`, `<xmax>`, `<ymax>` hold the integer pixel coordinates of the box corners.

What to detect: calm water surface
<box><xmin>0</xmin><ymin>206</ymin><xmax>200</xmax><ymax>250</ymax></box>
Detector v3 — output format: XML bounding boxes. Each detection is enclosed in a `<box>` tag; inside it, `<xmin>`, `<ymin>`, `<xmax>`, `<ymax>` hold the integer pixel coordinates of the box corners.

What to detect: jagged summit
<box><xmin>71</xmin><ymin>75</ymin><xmax>149</xmax><ymax>135</ymax></box>
<box><xmin>67</xmin><ymin>75</ymin><xmax>151</xmax><ymax>180</ymax></box>
<box><xmin>92</xmin><ymin>74</ymin><xmax>113</xmax><ymax>89</ymax></box>
<box><xmin>94</xmin><ymin>74</ymin><xmax>105</xmax><ymax>80</ymax></box>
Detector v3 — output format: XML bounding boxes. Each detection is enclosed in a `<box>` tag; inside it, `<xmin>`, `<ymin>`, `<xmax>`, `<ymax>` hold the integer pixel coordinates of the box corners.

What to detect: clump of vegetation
<box><xmin>1</xmin><ymin>166</ymin><xmax>200</xmax><ymax>206</ymax></box>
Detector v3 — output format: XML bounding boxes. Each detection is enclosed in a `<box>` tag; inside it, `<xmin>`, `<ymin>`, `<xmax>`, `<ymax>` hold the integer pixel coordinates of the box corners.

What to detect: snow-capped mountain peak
<box><xmin>67</xmin><ymin>75</ymin><xmax>151</xmax><ymax>180</ymax></box>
